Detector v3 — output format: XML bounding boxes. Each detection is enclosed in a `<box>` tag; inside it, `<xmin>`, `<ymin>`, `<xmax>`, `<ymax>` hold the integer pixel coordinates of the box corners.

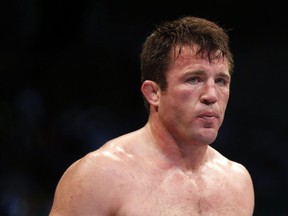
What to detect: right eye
<box><xmin>187</xmin><ymin>76</ymin><xmax>201</xmax><ymax>84</ymax></box>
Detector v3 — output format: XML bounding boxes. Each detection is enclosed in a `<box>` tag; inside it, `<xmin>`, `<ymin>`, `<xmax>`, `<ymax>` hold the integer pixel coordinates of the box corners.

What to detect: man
<box><xmin>49</xmin><ymin>16</ymin><xmax>255</xmax><ymax>215</ymax></box>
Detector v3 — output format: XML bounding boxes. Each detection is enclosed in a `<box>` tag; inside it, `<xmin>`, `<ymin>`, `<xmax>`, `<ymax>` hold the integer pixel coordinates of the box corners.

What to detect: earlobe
<box><xmin>141</xmin><ymin>80</ymin><xmax>160</xmax><ymax>105</ymax></box>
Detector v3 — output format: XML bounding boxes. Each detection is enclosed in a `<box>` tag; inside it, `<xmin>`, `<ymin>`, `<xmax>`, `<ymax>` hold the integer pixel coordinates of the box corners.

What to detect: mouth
<box><xmin>197</xmin><ymin>111</ymin><xmax>219</xmax><ymax>122</ymax></box>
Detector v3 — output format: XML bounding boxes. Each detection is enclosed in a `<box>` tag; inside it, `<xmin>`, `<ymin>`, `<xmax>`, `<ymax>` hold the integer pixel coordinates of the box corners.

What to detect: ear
<box><xmin>141</xmin><ymin>80</ymin><xmax>160</xmax><ymax>106</ymax></box>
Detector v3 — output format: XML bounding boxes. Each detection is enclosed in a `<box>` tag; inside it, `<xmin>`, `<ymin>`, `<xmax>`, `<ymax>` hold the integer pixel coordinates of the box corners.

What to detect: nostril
<box><xmin>201</xmin><ymin>99</ymin><xmax>215</xmax><ymax>106</ymax></box>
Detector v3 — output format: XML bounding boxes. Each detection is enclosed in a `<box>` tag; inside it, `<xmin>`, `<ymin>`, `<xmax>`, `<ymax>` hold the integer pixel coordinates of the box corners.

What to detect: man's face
<box><xmin>158</xmin><ymin>45</ymin><xmax>231</xmax><ymax>146</ymax></box>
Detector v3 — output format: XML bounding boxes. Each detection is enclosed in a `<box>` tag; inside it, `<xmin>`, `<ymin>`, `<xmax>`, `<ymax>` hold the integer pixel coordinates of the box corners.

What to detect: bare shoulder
<box><xmin>211</xmin><ymin>147</ymin><xmax>254</xmax><ymax>188</ymax></box>
<box><xmin>210</xmin><ymin>147</ymin><xmax>255</xmax><ymax>213</ymax></box>
<box><xmin>226</xmin><ymin>157</ymin><xmax>255</xmax><ymax>196</ymax></box>
<box><xmin>49</xmin><ymin>134</ymin><xmax>137</xmax><ymax>216</ymax></box>
<box><xmin>210</xmin><ymin>147</ymin><xmax>252</xmax><ymax>177</ymax></box>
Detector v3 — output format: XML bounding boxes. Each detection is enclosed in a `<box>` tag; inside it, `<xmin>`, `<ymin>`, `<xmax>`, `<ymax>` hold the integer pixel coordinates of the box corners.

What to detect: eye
<box><xmin>215</xmin><ymin>78</ymin><xmax>228</xmax><ymax>86</ymax></box>
<box><xmin>187</xmin><ymin>76</ymin><xmax>201</xmax><ymax>84</ymax></box>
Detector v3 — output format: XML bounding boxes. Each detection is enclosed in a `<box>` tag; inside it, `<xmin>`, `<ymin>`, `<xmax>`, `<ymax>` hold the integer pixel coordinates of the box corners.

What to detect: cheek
<box><xmin>218</xmin><ymin>87</ymin><xmax>229</xmax><ymax>101</ymax></box>
<box><xmin>223</xmin><ymin>91</ymin><xmax>230</xmax><ymax>105</ymax></box>
<box><xmin>220</xmin><ymin>93</ymin><xmax>230</xmax><ymax>112</ymax></box>
<box><xmin>159</xmin><ymin>91</ymin><xmax>186</xmax><ymax>117</ymax></box>
<box><xmin>175</xmin><ymin>87</ymin><xmax>197</xmax><ymax>101</ymax></box>
<box><xmin>170</xmin><ymin>91</ymin><xmax>195</xmax><ymax>111</ymax></box>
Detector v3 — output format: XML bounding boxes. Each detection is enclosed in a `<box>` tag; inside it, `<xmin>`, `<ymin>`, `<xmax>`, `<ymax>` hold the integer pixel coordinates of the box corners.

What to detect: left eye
<box><xmin>215</xmin><ymin>78</ymin><xmax>227</xmax><ymax>86</ymax></box>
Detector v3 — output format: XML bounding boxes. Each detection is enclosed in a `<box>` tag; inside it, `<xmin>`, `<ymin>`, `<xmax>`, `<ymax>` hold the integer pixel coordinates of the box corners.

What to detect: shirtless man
<box><xmin>49</xmin><ymin>16</ymin><xmax>255</xmax><ymax>215</ymax></box>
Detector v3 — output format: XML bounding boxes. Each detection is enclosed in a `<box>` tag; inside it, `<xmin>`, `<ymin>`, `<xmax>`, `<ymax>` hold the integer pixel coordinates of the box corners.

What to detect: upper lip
<box><xmin>197</xmin><ymin>111</ymin><xmax>219</xmax><ymax>118</ymax></box>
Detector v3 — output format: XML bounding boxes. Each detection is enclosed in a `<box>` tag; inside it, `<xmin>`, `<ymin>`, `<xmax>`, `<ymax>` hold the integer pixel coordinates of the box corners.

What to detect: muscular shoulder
<box><xmin>49</xmin><ymin>137</ymin><xmax>137</xmax><ymax>216</ymax></box>
<box><xmin>210</xmin><ymin>147</ymin><xmax>255</xmax><ymax>214</ymax></box>
<box><xmin>210</xmin><ymin>147</ymin><xmax>250</xmax><ymax>175</ymax></box>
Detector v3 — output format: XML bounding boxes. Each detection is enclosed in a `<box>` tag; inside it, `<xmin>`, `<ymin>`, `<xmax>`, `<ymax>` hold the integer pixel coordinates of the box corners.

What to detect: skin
<box><xmin>49</xmin><ymin>45</ymin><xmax>255</xmax><ymax>216</ymax></box>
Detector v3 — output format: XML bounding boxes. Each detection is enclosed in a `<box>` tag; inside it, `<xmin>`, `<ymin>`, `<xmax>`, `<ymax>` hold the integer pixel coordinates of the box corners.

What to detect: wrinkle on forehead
<box><xmin>171</xmin><ymin>45</ymin><xmax>224</xmax><ymax>63</ymax></box>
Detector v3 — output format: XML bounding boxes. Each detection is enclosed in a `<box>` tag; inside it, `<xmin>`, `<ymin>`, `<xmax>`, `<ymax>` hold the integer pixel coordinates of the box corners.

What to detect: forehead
<box><xmin>172</xmin><ymin>44</ymin><xmax>223</xmax><ymax>61</ymax></box>
<box><xmin>169</xmin><ymin>45</ymin><xmax>228</xmax><ymax>70</ymax></box>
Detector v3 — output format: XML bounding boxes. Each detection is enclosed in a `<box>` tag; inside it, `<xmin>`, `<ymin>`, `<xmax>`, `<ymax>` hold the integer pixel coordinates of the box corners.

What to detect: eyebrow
<box><xmin>217</xmin><ymin>72</ymin><xmax>231</xmax><ymax>81</ymax></box>
<box><xmin>183</xmin><ymin>70</ymin><xmax>231</xmax><ymax>80</ymax></box>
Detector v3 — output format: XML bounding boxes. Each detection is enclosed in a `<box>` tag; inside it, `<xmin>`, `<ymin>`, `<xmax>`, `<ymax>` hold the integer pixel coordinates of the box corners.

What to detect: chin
<box><xmin>198</xmin><ymin>130</ymin><xmax>218</xmax><ymax>145</ymax></box>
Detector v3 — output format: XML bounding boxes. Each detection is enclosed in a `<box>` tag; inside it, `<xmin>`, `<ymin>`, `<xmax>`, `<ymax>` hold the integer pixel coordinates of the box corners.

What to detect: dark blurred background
<box><xmin>0</xmin><ymin>0</ymin><xmax>287</xmax><ymax>215</ymax></box>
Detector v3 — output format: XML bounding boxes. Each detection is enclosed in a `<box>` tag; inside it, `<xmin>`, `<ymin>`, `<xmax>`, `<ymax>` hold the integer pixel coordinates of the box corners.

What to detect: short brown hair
<box><xmin>140</xmin><ymin>16</ymin><xmax>234</xmax><ymax>111</ymax></box>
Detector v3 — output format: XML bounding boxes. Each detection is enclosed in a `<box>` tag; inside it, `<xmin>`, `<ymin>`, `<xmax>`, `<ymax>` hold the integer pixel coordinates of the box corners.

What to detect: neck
<box><xmin>143</xmin><ymin>119</ymin><xmax>210</xmax><ymax>171</ymax></box>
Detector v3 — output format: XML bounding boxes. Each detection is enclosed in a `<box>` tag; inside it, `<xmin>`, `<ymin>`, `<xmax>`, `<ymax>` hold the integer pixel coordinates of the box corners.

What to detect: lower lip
<box><xmin>199</xmin><ymin>116</ymin><xmax>217</xmax><ymax>122</ymax></box>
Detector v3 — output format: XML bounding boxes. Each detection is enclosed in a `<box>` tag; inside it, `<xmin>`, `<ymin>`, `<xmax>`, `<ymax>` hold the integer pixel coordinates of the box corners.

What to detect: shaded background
<box><xmin>0</xmin><ymin>0</ymin><xmax>287</xmax><ymax>215</ymax></box>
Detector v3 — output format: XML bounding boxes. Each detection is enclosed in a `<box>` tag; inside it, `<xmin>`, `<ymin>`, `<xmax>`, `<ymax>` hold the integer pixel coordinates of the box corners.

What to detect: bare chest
<box><xmin>116</xmin><ymin>168</ymin><xmax>242</xmax><ymax>216</ymax></box>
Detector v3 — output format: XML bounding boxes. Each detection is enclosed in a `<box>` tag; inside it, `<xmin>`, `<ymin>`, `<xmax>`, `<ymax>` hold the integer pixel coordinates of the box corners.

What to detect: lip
<box><xmin>197</xmin><ymin>111</ymin><xmax>219</xmax><ymax>122</ymax></box>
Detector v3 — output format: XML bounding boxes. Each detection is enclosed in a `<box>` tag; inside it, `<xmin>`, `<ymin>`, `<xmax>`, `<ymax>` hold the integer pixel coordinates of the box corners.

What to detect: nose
<box><xmin>200</xmin><ymin>82</ymin><xmax>218</xmax><ymax>105</ymax></box>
